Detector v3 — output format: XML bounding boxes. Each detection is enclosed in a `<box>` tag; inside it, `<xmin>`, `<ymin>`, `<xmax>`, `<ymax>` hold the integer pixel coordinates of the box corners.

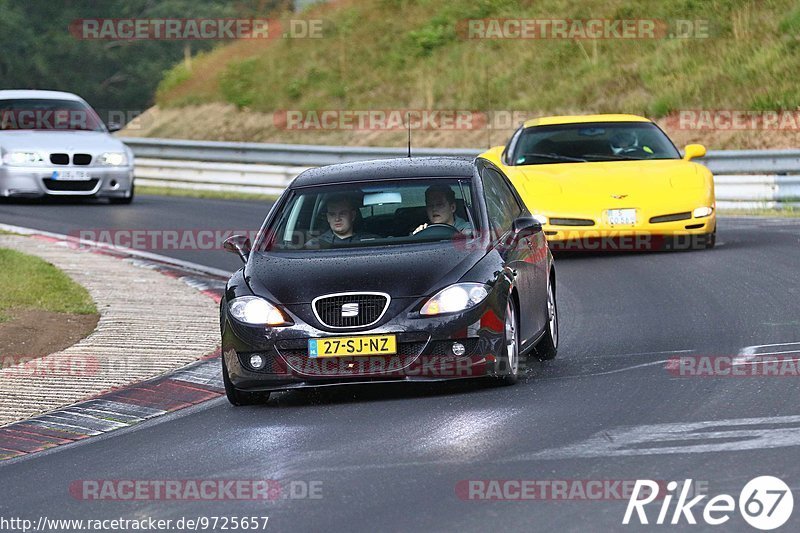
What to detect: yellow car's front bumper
<box><xmin>541</xmin><ymin>212</ymin><xmax>716</xmax><ymax>251</ymax></box>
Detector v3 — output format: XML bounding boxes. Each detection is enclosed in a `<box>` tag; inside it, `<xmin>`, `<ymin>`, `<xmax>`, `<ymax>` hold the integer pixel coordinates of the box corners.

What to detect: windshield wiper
<box><xmin>581</xmin><ymin>153</ymin><xmax>648</xmax><ymax>161</ymax></box>
<box><xmin>517</xmin><ymin>153</ymin><xmax>587</xmax><ymax>163</ymax></box>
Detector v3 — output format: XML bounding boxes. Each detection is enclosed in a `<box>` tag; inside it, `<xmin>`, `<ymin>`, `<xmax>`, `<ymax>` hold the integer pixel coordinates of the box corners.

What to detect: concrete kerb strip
<box><xmin>0</xmin><ymin>223</ymin><xmax>232</xmax><ymax>461</ymax></box>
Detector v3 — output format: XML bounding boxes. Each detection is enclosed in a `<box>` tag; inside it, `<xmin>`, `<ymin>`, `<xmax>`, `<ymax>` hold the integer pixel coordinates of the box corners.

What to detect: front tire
<box><xmin>109</xmin><ymin>184</ymin><xmax>134</xmax><ymax>205</ymax></box>
<box><xmin>536</xmin><ymin>278</ymin><xmax>558</xmax><ymax>361</ymax></box>
<box><xmin>500</xmin><ymin>298</ymin><xmax>520</xmax><ymax>385</ymax></box>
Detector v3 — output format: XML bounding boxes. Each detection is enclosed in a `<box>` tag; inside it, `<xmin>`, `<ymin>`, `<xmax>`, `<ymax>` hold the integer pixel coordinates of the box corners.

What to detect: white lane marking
<box><xmin>734</xmin><ymin>342</ymin><xmax>800</xmax><ymax>365</ymax></box>
<box><xmin>589</xmin><ymin>349</ymin><xmax>694</xmax><ymax>359</ymax></box>
<box><xmin>518</xmin><ymin>415</ymin><xmax>800</xmax><ymax>460</ymax></box>
<box><xmin>535</xmin><ymin>350</ymin><xmax>693</xmax><ymax>381</ymax></box>
<box><xmin>539</xmin><ymin>360</ymin><xmax>671</xmax><ymax>381</ymax></box>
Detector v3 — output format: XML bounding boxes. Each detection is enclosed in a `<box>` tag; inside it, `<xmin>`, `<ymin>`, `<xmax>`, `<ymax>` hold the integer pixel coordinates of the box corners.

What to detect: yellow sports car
<box><xmin>481</xmin><ymin>114</ymin><xmax>716</xmax><ymax>250</ymax></box>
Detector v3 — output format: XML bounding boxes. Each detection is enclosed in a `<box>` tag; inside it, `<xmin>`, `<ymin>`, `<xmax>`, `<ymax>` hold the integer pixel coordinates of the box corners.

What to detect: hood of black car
<box><xmin>245</xmin><ymin>245</ymin><xmax>484</xmax><ymax>304</ymax></box>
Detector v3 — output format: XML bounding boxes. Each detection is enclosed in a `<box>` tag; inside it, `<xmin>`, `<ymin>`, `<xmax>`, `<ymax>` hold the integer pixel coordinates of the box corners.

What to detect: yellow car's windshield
<box><xmin>509</xmin><ymin>122</ymin><xmax>681</xmax><ymax>165</ymax></box>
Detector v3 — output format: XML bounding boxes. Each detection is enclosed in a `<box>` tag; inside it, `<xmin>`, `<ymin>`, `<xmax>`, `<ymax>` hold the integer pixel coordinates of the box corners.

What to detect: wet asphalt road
<box><xmin>1</xmin><ymin>195</ymin><xmax>799</xmax><ymax>532</ymax></box>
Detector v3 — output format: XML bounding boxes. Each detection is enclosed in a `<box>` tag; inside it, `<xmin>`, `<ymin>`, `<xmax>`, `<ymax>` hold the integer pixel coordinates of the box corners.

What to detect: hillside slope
<box><xmin>126</xmin><ymin>0</ymin><xmax>800</xmax><ymax>149</ymax></box>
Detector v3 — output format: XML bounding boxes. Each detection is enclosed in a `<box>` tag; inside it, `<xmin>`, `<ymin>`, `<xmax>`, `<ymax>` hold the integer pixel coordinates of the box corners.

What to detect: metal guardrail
<box><xmin>122</xmin><ymin>137</ymin><xmax>800</xmax><ymax>208</ymax></box>
<box><xmin>122</xmin><ymin>137</ymin><xmax>479</xmax><ymax>167</ymax></box>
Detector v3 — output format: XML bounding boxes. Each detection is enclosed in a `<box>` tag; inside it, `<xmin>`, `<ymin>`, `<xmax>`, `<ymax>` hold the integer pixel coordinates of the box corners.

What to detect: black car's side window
<box><xmin>482</xmin><ymin>167</ymin><xmax>522</xmax><ymax>236</ymax></box>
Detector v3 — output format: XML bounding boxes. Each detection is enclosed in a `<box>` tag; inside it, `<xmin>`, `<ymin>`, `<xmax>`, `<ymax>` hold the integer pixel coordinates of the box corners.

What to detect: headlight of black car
<box><xmin>420</xmin><ymin>283</ymin><xmax>490</xmax><ymax>316</ymax></box>
<box><xmin>228</xmin><ymin>296</ymin><xmax>293</xmax><ymax>326</ymax></box>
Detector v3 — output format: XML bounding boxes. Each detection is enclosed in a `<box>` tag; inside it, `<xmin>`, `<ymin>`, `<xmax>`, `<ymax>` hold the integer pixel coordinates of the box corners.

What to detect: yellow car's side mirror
<box><xmin>683</xmin><ymin>144</ymin><xmax>707</xmax><ymax>161</ymax></box>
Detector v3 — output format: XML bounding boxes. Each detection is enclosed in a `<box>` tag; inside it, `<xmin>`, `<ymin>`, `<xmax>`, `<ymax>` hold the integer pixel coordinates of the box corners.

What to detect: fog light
<box><xmin>452</xmin><ymin>342</ymin><xmax>466</xmax><ymax>356</ymax></box>
<box><xmin>249</xmin><ymin>354</ymin><xmax>266</xmax><ymax>370</ymax></box>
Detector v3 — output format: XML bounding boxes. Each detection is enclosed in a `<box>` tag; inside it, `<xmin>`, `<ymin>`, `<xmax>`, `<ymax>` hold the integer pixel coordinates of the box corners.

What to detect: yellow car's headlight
<box><xmin>693</xmin><ymin>207</ymin><xmax>714</xmax><ymax>218</ymax></box>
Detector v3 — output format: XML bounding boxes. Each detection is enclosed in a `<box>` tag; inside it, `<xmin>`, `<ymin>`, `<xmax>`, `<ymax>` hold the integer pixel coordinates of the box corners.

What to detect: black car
<box><xmin>220</xmin><ymin>157</ymin><xmax>558</xmax><ymax>405</ymax></box>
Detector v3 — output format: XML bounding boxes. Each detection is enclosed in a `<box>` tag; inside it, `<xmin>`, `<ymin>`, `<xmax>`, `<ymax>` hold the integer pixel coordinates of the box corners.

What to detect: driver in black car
<box><xmin>306</xmin><ymin>194</ymin><xmax>379</xmax><ymax>248</ymax></box>
<box><xmin>412</xmin><ymin>185</ymin><xmax>472</xmax><ymax>235</ymax></box>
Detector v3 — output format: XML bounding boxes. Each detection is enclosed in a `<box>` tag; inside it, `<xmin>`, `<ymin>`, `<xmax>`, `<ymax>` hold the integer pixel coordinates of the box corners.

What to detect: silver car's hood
<box><xmin>0</xmin><ymin>131</ymin><xmax>127</xmax><ymax>153</ymax></box>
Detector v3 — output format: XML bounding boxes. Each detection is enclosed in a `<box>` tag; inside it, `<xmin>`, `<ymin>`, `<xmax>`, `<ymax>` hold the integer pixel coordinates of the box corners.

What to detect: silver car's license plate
<box><xmin>51</xmin><ymin>170</ymin><xmax>91</xmax><ymax>181</ymax></box>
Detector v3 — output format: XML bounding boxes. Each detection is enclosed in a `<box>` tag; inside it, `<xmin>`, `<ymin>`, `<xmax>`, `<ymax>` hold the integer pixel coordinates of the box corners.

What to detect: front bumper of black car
<box><xmin>221</xmin><ymin>297</ymin><xmax>511</xmax><ymax>393</ymax></box>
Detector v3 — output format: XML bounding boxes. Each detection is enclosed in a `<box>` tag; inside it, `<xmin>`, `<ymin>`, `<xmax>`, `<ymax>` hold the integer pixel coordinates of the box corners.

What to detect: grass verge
<box><xmin>0</xmin><ymin>248</ymin><xmax>97</xmax><ymax>322</ymax></box>
<box><xmin>719</xmin><ymin>207</ymin><xmax>800</xmax><ymax>217</ymax></box>
<box><xmin>138</xmin><ymin>185</ymin><xmax>278</xmax><ymax>202</ymax></box>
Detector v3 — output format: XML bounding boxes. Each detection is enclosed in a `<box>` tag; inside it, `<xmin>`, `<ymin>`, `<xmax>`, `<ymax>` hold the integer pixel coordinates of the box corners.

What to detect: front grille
<box><xmin>42</xmin><ymin>178</ymin><xmax>99</xmax><ymax>192</ymax></box>
<box><xmin>549</xmin><ymin>218</ymin><xmax>595</xmax><ymax>226</ymax></box>
<box><xmin>72</xmin><ymin>153</ymin><xmax>92</xmax><ymax>165</ymax></box>
<box><xmin>276</xmin><ymin>341</ymin><xmax>425</xmax><ymax>376</ymax></box>
<box><xmin>50</xmin><ymin>153</ymin><xmax>69</xmax><ymax>165</ymax></box>
<box><xmin>313</xmin><ymin>293</ymin><xmax>389</xmax><ymax>328</ymax></box>
<box><xmin>650</xmin><ymin>212</ymin><xmax>692</xmax><ymax>224</ymax></box>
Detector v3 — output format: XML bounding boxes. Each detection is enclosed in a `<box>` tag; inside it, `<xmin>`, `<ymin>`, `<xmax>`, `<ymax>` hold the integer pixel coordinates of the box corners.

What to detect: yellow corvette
<box><xmin>481</xmin><ymin>114</ymin><xmax>716</xmax><ymax>250</ymax></box>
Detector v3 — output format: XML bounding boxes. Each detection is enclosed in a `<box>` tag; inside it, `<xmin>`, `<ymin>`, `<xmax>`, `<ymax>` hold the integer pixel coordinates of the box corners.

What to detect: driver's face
<box><xmin>326</xmin><ymin>201</ymin><xmax>356</xmax><ymax>237</ymax></box>
<box><xmin>426</xmin><ymin>192</ymin><xmax>456</xmax><ymax>225</ymax></box>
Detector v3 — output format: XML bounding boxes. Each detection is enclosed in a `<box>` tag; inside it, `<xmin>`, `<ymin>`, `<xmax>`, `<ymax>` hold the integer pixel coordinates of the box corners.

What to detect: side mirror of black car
<box><xmin>512</xmin><ymin>217</ymin><xmax>543</xmax><ymax>239</ymax></box>
<box><xmin>224</xmin><ymin>235</ymin><xmax>252</xmax><ymax>263</ymax></box>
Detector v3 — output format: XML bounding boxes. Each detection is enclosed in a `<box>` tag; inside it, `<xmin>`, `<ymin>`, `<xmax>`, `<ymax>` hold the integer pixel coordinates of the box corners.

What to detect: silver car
<box><xmin>0</xmin><ymin>90</ymin><xmax>134</xmax><ymax>203</ymax></box>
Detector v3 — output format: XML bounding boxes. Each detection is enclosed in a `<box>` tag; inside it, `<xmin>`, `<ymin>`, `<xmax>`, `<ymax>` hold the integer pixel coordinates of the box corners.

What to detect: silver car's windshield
<box><xmin>0</xmin><ymin>98</ymin><xmax>106</xmax><ymax>132</ymax></box>
<box><xmin>261</xmin><ymin>178</ymin><xmax>476</xmax><ymax>252</ymax></box>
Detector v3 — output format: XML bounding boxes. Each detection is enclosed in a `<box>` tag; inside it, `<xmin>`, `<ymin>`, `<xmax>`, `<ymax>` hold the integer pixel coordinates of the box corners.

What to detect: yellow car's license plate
<box><xmin>308</xmin><ymin>335</ymin><xmax>397</xmax><ymax>358</ymax></box>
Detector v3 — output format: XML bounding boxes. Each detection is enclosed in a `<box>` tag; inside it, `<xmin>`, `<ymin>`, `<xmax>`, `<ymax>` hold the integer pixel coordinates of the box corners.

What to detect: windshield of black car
<box><xmin>260</xmin><ymin>179</ymin><xmax>476</xmax><ymax>251</ymax></box>
<box><xmin>0</xmin><ymin>98</ymin><xmax>106</xmax><ymax>132</ymax></box>
<box><xmin>509</xmin><ymin>122</ymin><xmax>681</xmax><ymax>165</ymax></box>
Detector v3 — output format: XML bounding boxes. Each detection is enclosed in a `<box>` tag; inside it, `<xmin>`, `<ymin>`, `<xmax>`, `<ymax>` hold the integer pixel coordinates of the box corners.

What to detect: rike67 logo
<box><xmin>623</xmin><ymin>477</ymin><xmax>793</xmax><ymax>530</ymax></box>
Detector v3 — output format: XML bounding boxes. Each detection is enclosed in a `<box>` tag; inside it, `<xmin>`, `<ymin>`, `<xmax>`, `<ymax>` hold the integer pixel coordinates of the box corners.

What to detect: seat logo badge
<box><xmin>341</xmin><ymin>303</ymin><xmax>359</xmax><ymax>317</ymax></box>
<box><xmin>611</xmin><ymin>194</ymin><xmax>628</xmax><ymax>200</ymax></box>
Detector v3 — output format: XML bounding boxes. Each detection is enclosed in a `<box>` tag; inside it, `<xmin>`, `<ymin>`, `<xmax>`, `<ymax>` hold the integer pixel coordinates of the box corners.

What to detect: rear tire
<box><xmin>536</xmin><ymin>278</ymin><xmax>558</xmax><ymax>361</ymax></box>
<box><xmin>222</xmin><ymin>355</ymin><xmax>267</xmax><ymax>406</ymax></box>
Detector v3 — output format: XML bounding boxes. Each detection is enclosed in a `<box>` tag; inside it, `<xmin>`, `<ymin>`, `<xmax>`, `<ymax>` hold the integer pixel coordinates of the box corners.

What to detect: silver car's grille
<box><xmin>43</xmin><ymin>178</ymin><xmax>99</xmax><ymax>192</ymax></box>
<box><xmin>50</xmin><ymin>153</ymin><xmax>69</xmax><ymax>165</ymax></box>
<box><xmin>313</xmin><ymin>293</ymin><xmax>390</xmax><ymax>329</ymax></box>
<box><xmin>73</xmin><ymin>153</ymin><xmax>92</xmax><ymax>165</ymax></box>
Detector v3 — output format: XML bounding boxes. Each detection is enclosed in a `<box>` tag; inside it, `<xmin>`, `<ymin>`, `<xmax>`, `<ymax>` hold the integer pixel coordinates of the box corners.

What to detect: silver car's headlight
<box><xmin>228</xmin><ymin>296</ymin><xmax>291</xmax><ymax>326</ymax></box>
<box><xmin>98</xmin><ymin>152</ymin><xmax>128</xmax><ymax>166</ymax></box>
<box><xmin>3</xmin><ymin>151</ymin><xmax>46</xmax><ymax>166</ymax></box>
<box><xmin>420</xmin><ymin>283</ymin><xmax>490</xmax><ymax>316</ymax></box>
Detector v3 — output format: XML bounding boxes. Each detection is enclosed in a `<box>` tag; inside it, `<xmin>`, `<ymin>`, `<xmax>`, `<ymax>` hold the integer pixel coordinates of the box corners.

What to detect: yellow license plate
<box><xmin>308</xmin><ymin>335</ymin><xmax>397</xmax><ymax>358</ymax></box>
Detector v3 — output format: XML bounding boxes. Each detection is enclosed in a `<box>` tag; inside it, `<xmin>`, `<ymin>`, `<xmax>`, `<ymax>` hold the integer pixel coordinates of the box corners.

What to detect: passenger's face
<box><xmin>426</xmin><ymin>192</ymin><xmax>456</xmax><ymax>225</ymax></box>
<box><xmin>326</xmin><ymin>201</ymin><xmax>356</xmax><ymax>237</ymax></box>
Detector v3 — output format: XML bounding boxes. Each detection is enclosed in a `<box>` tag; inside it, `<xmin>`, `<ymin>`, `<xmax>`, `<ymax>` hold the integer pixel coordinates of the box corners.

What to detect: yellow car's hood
<box><xmin>508</xmin><ymin>160</ymin><xmax>707</xmax><ymax>209</ymax></box>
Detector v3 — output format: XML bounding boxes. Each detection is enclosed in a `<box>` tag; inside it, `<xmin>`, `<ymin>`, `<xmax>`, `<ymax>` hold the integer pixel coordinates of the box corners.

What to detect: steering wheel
<box><xmin>414</xmin><ymin>223</ymin><xmax>459</xmax><ymax>239</ymax></box>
